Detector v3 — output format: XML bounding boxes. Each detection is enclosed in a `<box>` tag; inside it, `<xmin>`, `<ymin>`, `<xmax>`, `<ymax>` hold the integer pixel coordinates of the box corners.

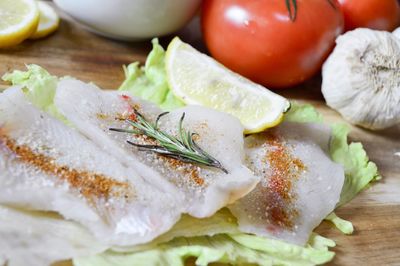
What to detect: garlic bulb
<box><xmin>392</xmin><ymin>27</ymin><xmax>400</xmax><ymax>39</ymax></box>
<box><xmin>322</xmin><ymin>28</ymin><xmax>400</xmax><ymax>130</ymax></box>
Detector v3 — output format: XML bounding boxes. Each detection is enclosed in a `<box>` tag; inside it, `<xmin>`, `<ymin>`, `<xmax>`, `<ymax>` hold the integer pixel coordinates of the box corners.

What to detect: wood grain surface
<box><xmin>1</xmin><ymin>4</ymin><xmax>399</xmax><ymax>266</ymax></box>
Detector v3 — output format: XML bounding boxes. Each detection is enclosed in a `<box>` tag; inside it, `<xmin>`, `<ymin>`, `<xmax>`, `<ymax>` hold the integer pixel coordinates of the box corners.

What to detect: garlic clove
<box><xmin>322</xmin><ymin>28</ymin><xmax>400</xmax><ymax>130</ymax></box>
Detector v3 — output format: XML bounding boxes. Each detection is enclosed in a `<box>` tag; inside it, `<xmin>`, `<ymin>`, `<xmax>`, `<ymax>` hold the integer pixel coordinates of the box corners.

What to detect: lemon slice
<box><xmin>0</xmin><ymin>0</ymin><xmax>39</xmax><ymax>48</ymax></box>
<box><xmin>165</xmin><ymin>37</ymin><xmax>291</xmax><ymax>134</ymax></box>
<box><xmin>30</xmin><ymin>1</ymin><xmax>59</xmax><ymax>40</ymax></box>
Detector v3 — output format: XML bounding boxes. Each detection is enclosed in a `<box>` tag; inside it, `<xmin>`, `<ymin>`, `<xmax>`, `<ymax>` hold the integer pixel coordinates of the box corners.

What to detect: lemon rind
<box><xmin>0</xmin><ymin>0</ymin><xmax>39</xmax><ymax>48</ymax></box>
<box><xmin>30</xmin><ymin>1</ymin><xmax>60</xmax><ymax>40</ymax></box>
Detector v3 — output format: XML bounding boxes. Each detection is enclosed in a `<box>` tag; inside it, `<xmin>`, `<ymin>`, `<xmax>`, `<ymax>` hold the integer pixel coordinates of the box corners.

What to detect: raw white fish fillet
<box><xmin>55</xmin><ymin>79</ymin><xmax>258</xmax><ymax>218</ymax></box>
<box><xmin>229</xmin><ymin>122</ymin><xmax>345</xmax><ymax>245</ymax></box>
<box><xmin>0</xmin><ymin>86</ymin><xmax>181</xmax><ymax>247</ymax></box>
<box><xmin>0</xmin><ymin>205</ymin><xmax>107</xmax><ymax>266</ymax></box>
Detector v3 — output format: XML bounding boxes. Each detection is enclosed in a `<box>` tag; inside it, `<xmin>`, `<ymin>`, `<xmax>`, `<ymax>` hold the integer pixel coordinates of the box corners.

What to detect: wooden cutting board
<box><xmin>0</xmin><ymin>5</ymin><xmax>399</xmax><ymax>266</ymax></box>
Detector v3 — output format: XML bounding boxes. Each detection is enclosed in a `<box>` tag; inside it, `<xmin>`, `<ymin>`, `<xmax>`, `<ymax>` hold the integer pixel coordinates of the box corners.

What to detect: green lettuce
<box><xmin>74</xmin><ymin>233</ymin><xmax>335</xmax><ymax>266</ymax></box>
<box><xmin>119</xmin><ymin>39</ymin><xmax>184</xmax><ymax>111</ymax></box>
<box><xmin>284</xmin><ymin>103</ymin><xmax>323</xmax><ymax>123</ymax></box>
<box><xmin>103</xmin><ymin>208</ymin><xmax>334</xmax><ymax>265</ymax></box>
<box><xmin>1</xmin><ymin>64</ymin><xmax>67</xmax><ymax>122</ymax></box>
<box><xmin>112</xmin><ymin>208</ymin><xmax>240</xmax><ymax>253</ymax></box>
<box><xmin>330</xmin><ymin>124</ymin><xmax>381</xmax><ymax>206</ymax></box>
<box><xmin>324</xmin><ymin>213</ymin><xmax>353</xmax><ymax>235</ymax></box>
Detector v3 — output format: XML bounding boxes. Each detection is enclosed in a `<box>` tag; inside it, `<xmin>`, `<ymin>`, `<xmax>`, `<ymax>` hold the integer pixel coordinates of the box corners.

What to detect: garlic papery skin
<box><xmin>322</xmin><ymin>28</ymin><xmax>400</xmax><ymax>130</ymax></box>
<box><xmin>392</xmin><ymin>27</ymin><xmax>400</xmax><ymax>39</ymax></box>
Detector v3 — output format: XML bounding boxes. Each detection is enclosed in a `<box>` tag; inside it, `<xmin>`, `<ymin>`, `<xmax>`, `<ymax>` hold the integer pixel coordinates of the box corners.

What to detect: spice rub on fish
<box><xmin>229</xmin><ymin>122</ymin><xmax>345</xmax><ymax>245</ymax></box>
<box><xmin>55</xmin><ymin>79</ymin><xmax>259</xmax><ymax>218</ymax></box>
<box><xmin>0</xmin><ymin>135</ymin><xmax>131</xmax><ymax>202</ymax></box>
<box><xmin>0</xmin><ymin>86</ymin><xmax>181</xmax><ymax>247</ymax></box>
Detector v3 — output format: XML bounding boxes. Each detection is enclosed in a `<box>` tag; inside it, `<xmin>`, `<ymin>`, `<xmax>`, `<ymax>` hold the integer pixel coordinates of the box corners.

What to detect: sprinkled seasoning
<box><xmin>119</xmin><ymin>94</ymin><xmax>140</xmax><ymax>121</ymax></box>
<box><xmin>109</xmin><ymin>100</ymin><xmax>225</xmax><ymax>185</ymax></box>
<box><xmin>130</xmin><ymin>131</ymin><xmax>205</xmax><ymax>186</ymax></box>
<box><xmin>96</xmin><ymin>113</ymin><xmax>109</xmax><ymax>120</ymax></box>
<box><xmin>99</xmin><ymin>103</ymin><xmax>208</xmax><ymax>188</ymax></box>
<box><xmin>116</xmin><ymin>111</ymin><xmax>137</xmax><ymax>123</ymax></box>
<box><xmin>262</xmin><ymin>132</ymin><xmax>306</xmax><ymax>230</ymax></box>
<box><xmin>163</xmin><ymin>156</ymin><xmax>204</xmax><ymax>186</ymax></box>
<box><xmin>0</xmin><ymin>134</ymin><xmax>133</xmax><ymax>203</ymax></box>
<box><xmin>120</xmin><ymin>94</ymin><xmax>131</xmax><ymax>101</ymax></box>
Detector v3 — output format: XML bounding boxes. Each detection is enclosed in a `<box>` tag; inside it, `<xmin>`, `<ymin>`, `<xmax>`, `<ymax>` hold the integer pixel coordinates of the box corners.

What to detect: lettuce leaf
<box><xmin>74</xmin><ymin>233</ymin><xmax>335</xmax><ymax>266</ymax></box>
<box><xmin>330</xmin><ymin>124</ymin><xmax>381</xmax><ymax>206</ymax></box>
<box><xmin>112</xmin><ymin>208</ymin><xmax>240</xmax><ymax>253</ymax></box>
<box><xmin>324</xmin><ymin>213</ymin><xmax>353</xmax><ymax>235</ymax></box>
<box><xmin>284</xmin><ymin>103</ymin><xmax>323</xmax><ymax>123</ymax></box>
<box><xmin>2</xmin><ymin>64</ymin><xmax>56</xmax><ymax>110</ymax></box>
<box><xmin>103</xmin><ymin>209</ymin><xmax>334</xmax><ymax>266</ymax></box>
<box><xmin>1</xmin><ymin>64</ymin><xmax>67</xmax><ymax>123</ymax></box>
<box><xmin>119</xmin><ymin>39</ymin><xmax>184</xmax><ymax>111</ymax></box>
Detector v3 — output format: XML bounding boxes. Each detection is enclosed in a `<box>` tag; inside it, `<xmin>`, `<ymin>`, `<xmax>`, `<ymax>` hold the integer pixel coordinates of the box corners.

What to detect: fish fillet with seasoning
<box><xmin>55</xmin><ymin>79</ymin><xmax>259</xmax><ymax>218</ymax></box>
<box><xmin>229</xmin><ymin>122</ymin><xmax>345</xmax><ymax>245</ymax></box>
<box><xmin>0</xmin><ymin>86</ymin><xmax>182</xmax><ymax>254</ymax></box>
<box><xmin>0</xmin><ymin>205</ymin><xmax>107</xmax><ymax>266</ymax></box>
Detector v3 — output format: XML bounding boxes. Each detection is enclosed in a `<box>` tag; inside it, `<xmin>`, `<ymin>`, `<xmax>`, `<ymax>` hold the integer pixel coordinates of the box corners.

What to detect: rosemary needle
<box><xmin>109</xmin><ymin>108</ymin><xmax>228</xmax><ymax>174</ymax></box>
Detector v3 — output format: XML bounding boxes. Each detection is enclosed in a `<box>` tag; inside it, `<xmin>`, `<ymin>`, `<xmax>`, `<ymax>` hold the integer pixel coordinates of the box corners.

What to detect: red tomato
<box><xmin>201</xmin><ymin>0</ymin><xmax>344</xmax><ymax>88</ymax></box>
<box><xmin>338</xmin><ymin>0</ymin><xmax>400</xmax><ymax>32</ymax></box>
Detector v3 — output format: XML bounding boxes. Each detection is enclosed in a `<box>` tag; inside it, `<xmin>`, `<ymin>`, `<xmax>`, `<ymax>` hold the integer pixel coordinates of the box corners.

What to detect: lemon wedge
<box><xmin>165</xmin><ymin>37</ymin><xmax>290</xmax><ymax>134</ymax></box>
<box><xmin>0</xmin><ymin>0</ymin><xmax>39</xmax><ymax>48</ymax></box>
<box><xmin>30</xmin><ymin>1</ymin><xmax>59</xmax><ymax>40</ymax></box>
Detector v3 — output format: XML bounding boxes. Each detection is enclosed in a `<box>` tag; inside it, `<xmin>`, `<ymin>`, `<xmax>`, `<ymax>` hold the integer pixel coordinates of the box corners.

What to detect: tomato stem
<box><xmin>326</xmin><ymin>0</ymin><xmax>337</xmax><ymax>10</ymax></box>
<box><xmin>286</xmin><ymin>0</ymin><xmax>337</xmax><ymax>22</ymax></box>
<box><xmin>285</xmin><ymin>0</ymin><xmax>297</xmax><ymax>21</ymax></box>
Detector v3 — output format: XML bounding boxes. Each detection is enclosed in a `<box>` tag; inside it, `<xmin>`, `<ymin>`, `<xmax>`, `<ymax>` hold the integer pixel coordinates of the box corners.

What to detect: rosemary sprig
<box><xmin>110</xmin><ymin>109</ymin><xmax>228</xmax><ymax>174</ymax></box>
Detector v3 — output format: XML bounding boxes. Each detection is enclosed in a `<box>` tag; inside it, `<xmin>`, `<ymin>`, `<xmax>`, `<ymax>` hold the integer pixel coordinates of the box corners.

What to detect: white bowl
<box><xmin>54</xmin><ymin>0</ymin><xmax>201</xmax><ymax>40</ymax></box>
